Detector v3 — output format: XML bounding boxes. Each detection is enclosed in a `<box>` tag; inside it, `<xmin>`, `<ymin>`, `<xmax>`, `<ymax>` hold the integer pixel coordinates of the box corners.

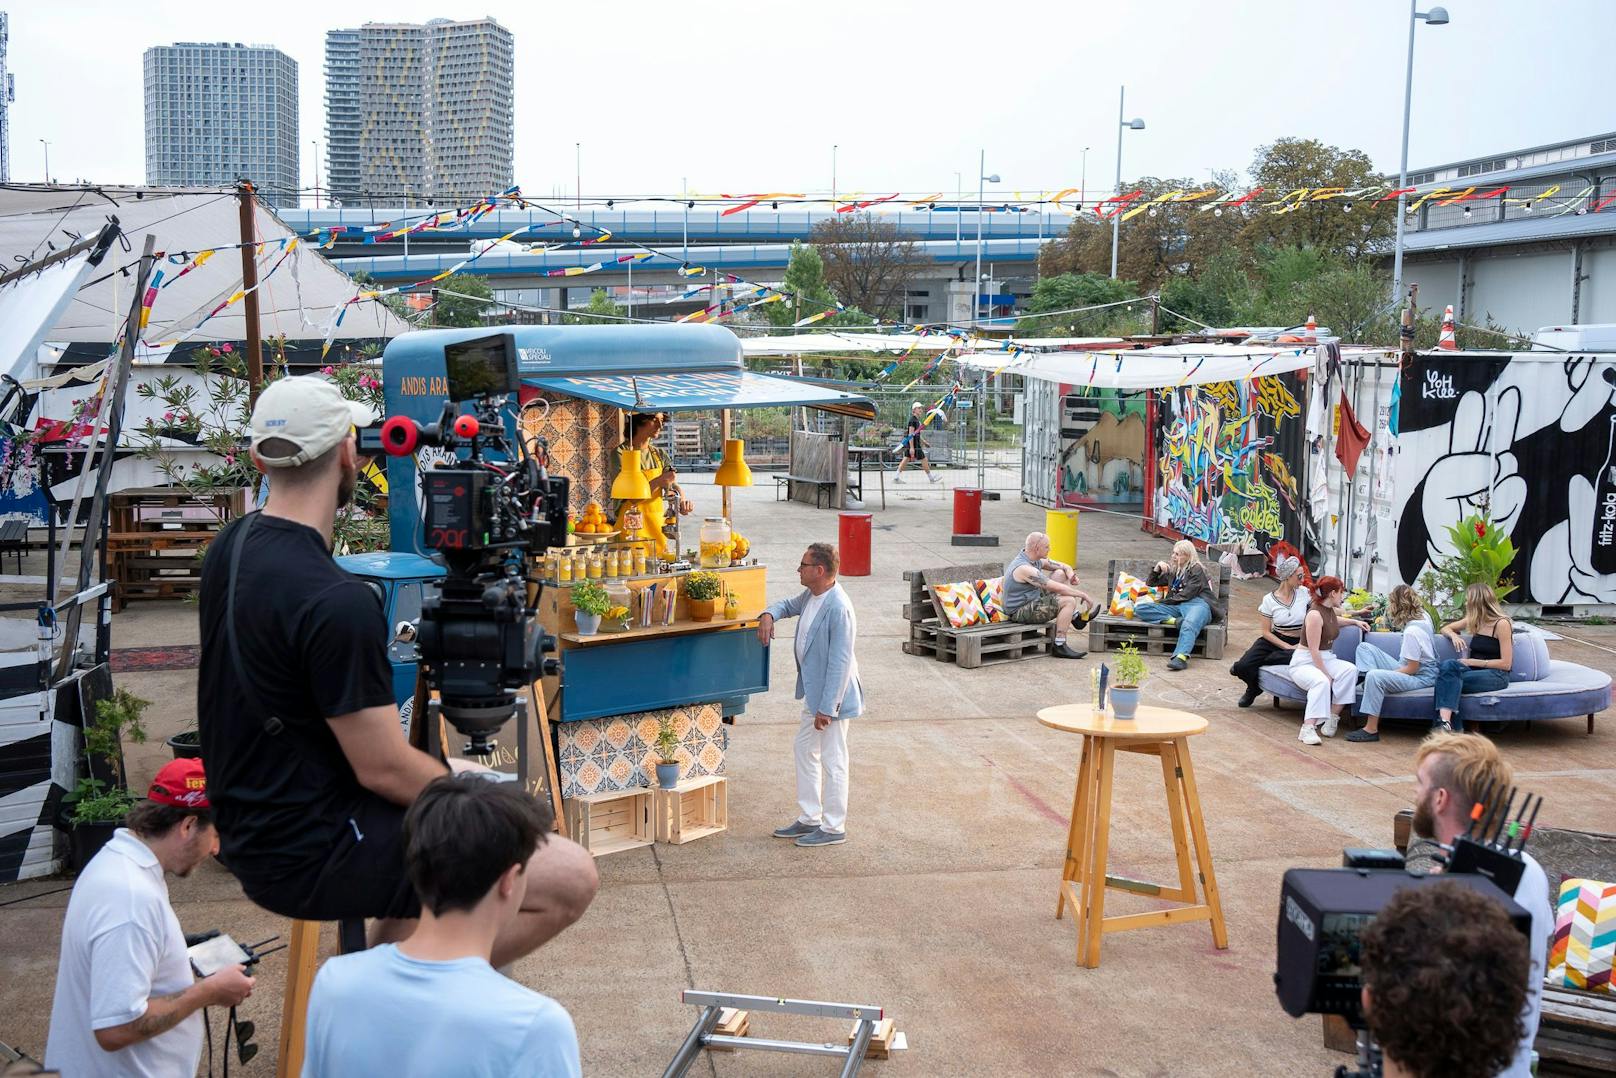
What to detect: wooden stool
<box><xmin>1037</xmin><ymin>704</ymin><xmax>1228</xmax><ymax>968</ymax></box>
<box><xmin>276</xmin><ymin>918</ymin><xmax>366</xmax><ymax>1078</ymax></box>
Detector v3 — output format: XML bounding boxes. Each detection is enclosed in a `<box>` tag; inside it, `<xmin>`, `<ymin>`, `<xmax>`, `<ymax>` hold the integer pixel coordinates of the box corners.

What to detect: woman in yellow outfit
<box><xmin>613</xmin><ymin>412</ymin><xmax>693</xmax><ymax>558</ymax></box>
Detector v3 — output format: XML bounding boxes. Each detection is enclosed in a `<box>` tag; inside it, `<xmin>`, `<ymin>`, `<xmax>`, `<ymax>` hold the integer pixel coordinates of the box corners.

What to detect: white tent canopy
<box><xmin>0</xmin><ymin>185</ymin><xmax>406</xmax><ymax>358</ymax></box>
<box><xmin>737</xmin><ymin>332</ymin><xmax>1125</xmax><ymax>356</ymax></box>
<box><xmin>954</xmin><ymin>342</ymin><xmax>1321</xmax><ymax>389</ymax></box>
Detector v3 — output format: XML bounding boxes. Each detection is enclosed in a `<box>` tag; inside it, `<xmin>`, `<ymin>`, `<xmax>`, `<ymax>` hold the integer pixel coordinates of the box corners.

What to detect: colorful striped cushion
<box><xmin>975</xmin><ymin>577</ymin><xmax>1007</xmax><ymax>623</ymax></box>
<box><xmin>1548</xmin><ymin>877</ymin><xmax>1615</xmax><ymax>994</ymax></box>
<box><xmin>933</xmin><ymin>580</ymin><xmax>988</xmax><ymax>628</ymax></box>
<box><xmin>1108</xmin><ymin>570</ymin><xmax>1163</xmax><ymax>618</ymax></box>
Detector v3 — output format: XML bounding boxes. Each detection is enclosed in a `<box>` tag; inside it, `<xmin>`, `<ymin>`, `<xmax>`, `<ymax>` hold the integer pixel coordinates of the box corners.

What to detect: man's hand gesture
<box><xmin>756</xmin><ymin>613</ymin><xmax>775</xmax><ymax>646</ymax></box>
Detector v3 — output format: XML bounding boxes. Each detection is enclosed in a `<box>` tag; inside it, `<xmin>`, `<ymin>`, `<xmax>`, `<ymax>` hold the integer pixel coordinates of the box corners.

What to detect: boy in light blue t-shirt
<box><xmin>302</xmin><ymin>775</ymin><xmax>585</xmax><ymax>1078</ymax></box>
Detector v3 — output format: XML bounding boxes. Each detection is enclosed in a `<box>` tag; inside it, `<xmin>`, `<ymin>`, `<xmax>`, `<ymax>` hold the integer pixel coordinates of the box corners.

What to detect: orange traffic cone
<box><xmin>1438</xmin><ymin>305</ymin><xmax>1457</xmax><ymax>350</ymax></box>
<box><xmin>1303</xmin><ymin>313</ymin><xmax>1318</xmax><ymax>343</ymax></box>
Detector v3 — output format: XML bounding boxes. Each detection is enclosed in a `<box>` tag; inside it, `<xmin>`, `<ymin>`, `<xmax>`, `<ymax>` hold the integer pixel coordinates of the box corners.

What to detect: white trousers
<box><xmin>795</xmin><ymin>708</ymin><xmax>850</xmax><ymax>834</ymax></box>
<box><xmin>1288</xmin><ymin>654</ymin><xmax>1357</xmax><ymax>723</ymax></box>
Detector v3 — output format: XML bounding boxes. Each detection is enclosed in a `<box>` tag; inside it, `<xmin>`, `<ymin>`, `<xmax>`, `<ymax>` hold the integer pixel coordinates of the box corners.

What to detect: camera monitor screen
<box><xmin>444</xmin><ymin>333</ymin><xmax>518</xmax><ymax>399</ymax></box>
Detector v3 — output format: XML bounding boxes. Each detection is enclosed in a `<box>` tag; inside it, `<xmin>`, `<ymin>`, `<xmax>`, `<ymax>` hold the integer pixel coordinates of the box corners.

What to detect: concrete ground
<box><xmin>4</xmin><ymin>474</ymin><xmax>1615</xmax><ymax>1076</ymax></box>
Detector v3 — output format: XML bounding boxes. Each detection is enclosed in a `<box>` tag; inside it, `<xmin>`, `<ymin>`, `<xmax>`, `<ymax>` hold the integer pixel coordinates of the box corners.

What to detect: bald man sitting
<box><xmin>1003</xmin><ymin>533</ymin><xmax>1094</xmax><ymax>659</ymax></box>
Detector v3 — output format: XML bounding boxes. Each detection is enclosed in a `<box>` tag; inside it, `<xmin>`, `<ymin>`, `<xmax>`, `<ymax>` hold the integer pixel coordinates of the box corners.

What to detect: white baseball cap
<box><xmin>250</xmin><ymin>376</ymin><xmax>377</xmax><ymax>468</ymax></box>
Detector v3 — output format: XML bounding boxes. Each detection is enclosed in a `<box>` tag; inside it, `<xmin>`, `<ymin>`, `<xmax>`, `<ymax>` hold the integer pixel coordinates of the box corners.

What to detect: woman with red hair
<box><xmin>1287</xmin><ymin>576</ymin><xmax>1362</xmax><ymax>746</ymax></box>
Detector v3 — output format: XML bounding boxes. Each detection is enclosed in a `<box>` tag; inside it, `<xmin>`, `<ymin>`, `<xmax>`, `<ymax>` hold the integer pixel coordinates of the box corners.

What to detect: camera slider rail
<box><xmin>663</xmin><ymin>990</ymin><xmax>889</xmax><ymax>1078</ymax></box>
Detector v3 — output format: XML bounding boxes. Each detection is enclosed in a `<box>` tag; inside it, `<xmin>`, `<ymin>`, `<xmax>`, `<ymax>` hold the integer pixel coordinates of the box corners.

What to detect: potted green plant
<box><xmin>1110</xmin><ymin>642</ymin><xmax>1146</xmax><ymax>720</ymax></box>
<box><xmin>653</xmin><ymin>714</ymin><xmax>681</xmax><ymax>789</ymax></box>
<box><xmin>63</xmin><ymin>688</ymin><xmax>150</xmax><ymax>870</ymax></box>
<box><xmin>572</xmin><ymin>579</ymin><xmax>610</xmax><ymax>635</ymax></box>
<box><xmin>167</xmin><ymin>717</ymin><xmax>201</xmax><ymax>760</ymax></box>
<box><xmin>684</xmin><ymin>571</ymin><xmax>723</xmax><ymax>622</ymax></box>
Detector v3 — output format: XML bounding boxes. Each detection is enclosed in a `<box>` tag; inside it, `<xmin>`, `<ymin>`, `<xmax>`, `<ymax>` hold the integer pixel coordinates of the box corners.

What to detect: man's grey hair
<box><xmin>804</xmin><ymin>542</ymin><xmax>838</xmax><ymax>574</ymax></box>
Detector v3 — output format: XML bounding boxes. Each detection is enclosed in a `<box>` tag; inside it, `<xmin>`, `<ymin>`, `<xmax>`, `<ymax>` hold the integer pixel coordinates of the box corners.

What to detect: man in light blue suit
<box><xmin>756</xmin><ymin>542</ymin><xmax>863</xmax><ymax>847</ymax></box>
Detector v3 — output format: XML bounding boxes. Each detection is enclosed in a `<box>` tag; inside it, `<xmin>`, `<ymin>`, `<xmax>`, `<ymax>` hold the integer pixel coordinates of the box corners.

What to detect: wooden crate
<box><xmin>652</xmin><ymin>775</ymin><xmax>728</xmax><ymax>844</ymax></box>
<box><xmin>953</xmin><ymin>622</ymin><xmax>1053</xmax><ymax>668</ymax></box>
<box><xmin>565</xmin><ymin>788</ymin><xmax>653</xmax><ymax>857</ymax></box>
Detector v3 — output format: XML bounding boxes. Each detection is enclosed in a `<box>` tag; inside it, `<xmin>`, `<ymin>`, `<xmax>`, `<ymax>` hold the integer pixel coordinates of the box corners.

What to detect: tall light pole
<box><xmin>1111</xmin><ymin>88</ymin><xmax>1146</xmax><ymax>279</ymax></box>
<box><xmin>39</xmin><ymin>139</ymin><xmax>49</xmax><ymax>184</ymax></box>
<box><xmin>311</xmin><ymin>140</ymin><xmax>320</xmax><ymax>209</ymax></box>
<box><xmin>832</xmin><ymin>144</ymin><xmax>838</xmax><ymax>208</ymax></box>
<box><xmin>973</xmin><ymin>150</ymin><xmax>1000</xmax><ymax>329</ymax></box>
<box><xmin>954</xmin><ymin>171</ymin><xmax>962</xmax><ymax>253</ymax></box>
<box><xmin>1080</xmin><ymin>146</ymin><xmax>1090</xmax><ymax>209</ymax></box>
<box><xmin>1391</xmin><ymin>3</ymin><xmax>1450</xmax><ymax>308</ymax></box>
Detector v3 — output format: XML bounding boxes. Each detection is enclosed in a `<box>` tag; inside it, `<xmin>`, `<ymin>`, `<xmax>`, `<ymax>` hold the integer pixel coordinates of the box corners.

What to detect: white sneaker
<box><xmin>1298</xmin><ymin>724</ymin><xmax>1322</xmax><ymax>746</ymax></box>
<box><xmin>928</xmin><ymin>472</ymin><xmax>940</xmax><ymax>483</ymax></box>
<box><xmin>894</xmin><ymin>473</ymin><xmax>905</xmax><ymax>484</ymax></box>
<box><xmin>1320</xmin><ymin>714</ymin><xmax>1340</xmax><ymax>738</ymax></box>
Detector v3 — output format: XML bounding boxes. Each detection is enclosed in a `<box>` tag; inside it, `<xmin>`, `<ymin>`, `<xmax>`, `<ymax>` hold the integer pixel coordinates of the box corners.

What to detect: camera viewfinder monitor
<box><xmin>443</xmin><ymin>333</ymin><xmax>519</xmax><ymax>400</ymax></box>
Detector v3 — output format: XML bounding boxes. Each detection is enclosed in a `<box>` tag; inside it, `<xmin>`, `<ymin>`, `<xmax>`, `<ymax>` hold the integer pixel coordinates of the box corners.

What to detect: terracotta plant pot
<box><xmin>688</xmin><ymin>598</ymin><xmax>718</xmax><ymax>622</ymax></box>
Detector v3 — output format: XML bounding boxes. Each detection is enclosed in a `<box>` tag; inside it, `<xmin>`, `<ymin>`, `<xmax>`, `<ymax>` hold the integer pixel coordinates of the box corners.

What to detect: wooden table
<box><xmin>1037</xmin><ymin>703</ymin><xmax>1228</xmax><ymax>967</ymax></box>
<box><xmin>846</xmin><ymin>446</ymin><xmax>888</xmax><ymax>510</ymax></box>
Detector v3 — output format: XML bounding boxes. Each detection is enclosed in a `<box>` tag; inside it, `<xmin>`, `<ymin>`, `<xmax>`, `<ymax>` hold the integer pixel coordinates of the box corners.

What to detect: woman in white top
<box><xmin>1347</xmin><ymin>585</ymin><xmax>1441</xmax><ymax>743</ymax></box>
<box><xmin>1229</xmin><ymin>554</ymin><xmax>1310</xmax><ymax>708</ymax></box>
<box><xmin>1288</xmin><ymin>575</ymin><xmax>1370</xmax><ymax>746</ymax></box>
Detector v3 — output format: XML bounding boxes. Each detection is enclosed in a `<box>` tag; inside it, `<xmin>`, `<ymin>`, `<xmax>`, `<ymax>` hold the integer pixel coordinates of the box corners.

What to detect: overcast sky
<box><xmin>10</xmin><ymin>0</ymin><xmax>1613</xmax><ymax>206</ymax></box>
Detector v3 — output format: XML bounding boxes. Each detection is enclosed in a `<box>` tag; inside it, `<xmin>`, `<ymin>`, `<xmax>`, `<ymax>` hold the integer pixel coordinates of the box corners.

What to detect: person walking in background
<box><xmin>757</xmin><ymin>542</ymin><xmax>863</xmax><ymax>847</ymax></box>
<box><xmin>1287</xmin><ymin>576</ymin><xmax>1366</xmax><ymax>746</ymax></box>
<box><xmin>894</xmin><ymin>402</ymin><xmax>939</xmax><ymax>484</ymax></box>
<box><xmin>1134</xmin><ymin>540</ymin><xmax>1216</xmax><ymax>671</ymax></box>
<box><xmin>1228</xmin><ymin>554</ymin><xmax>1310</xmax><ymax>707</ymax></box>
<box><xmin>1347</xmin><ymin>584</ymin><xmax>1441</xmax><ymax>743</ymax></box>
<box><xmin>1432</xmin><ymin>583</ymin><xmax>1515</xmax><ymax>733</ymax></box>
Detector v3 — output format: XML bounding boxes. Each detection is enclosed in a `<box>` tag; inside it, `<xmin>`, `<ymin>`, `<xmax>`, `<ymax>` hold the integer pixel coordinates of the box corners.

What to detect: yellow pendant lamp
<box><xmin>610</xmin><ymin>448</ymin><xmax>652</xmax><ymax>501</ymax></box>
<box><xmin>713</xmin><ymin>439</ymin><xmax>753</xmax><ymax>487</ymax></box>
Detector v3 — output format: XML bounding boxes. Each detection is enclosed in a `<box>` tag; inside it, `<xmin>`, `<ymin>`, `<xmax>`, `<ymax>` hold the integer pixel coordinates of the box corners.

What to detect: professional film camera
<box><xmin>376</xmin><ymin>333</ymin><xmax>570</xmax><ymax>757</ymax></box>
<box><xmin>1274</xmin><ymin>784</ymin><xmax>1541</xmax><ymax>1078</ymax></box>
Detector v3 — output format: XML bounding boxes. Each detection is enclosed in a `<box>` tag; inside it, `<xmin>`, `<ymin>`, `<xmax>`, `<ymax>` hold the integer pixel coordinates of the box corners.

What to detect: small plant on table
<box><xmin>1113</xmin><ymin>642</ymin><xmax>1146</xmax><ymax>688</ymax></box>
<box><xmin>571</xmin><ymin>579</ymin><xmax>611</xmax><ymax>616</ymax></box>
<box><xmin>653</xmin><ymin>714</ymin><xmax>682</xmax><ymax>789</ymax></box>
<box><xmin>683</xmin><ymin>571</ymin><xmax>723</xmax><ymax>601</ymax></box>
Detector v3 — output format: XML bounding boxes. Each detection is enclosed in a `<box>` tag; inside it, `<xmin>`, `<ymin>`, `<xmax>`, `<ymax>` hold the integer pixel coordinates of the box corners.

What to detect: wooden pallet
<box><xmin>902</xmin><ymin>619</ymin><xmax>957</xmax><ymax>662</ymax></box>
<box><xmin>652</xmin><ymin>775</ymin><xmax>728</xmax><ymax>844</ymax></box>
<box><xmin>1538</xmin><ymin>985</ymin><xmax>1616</xmax><ymax>1075</ymax></box>
<box><xmin>1087</xmin><ymin>616</ymin><xmax>1226</xmax><ymax>659</ymax></box>
<box><xmin>565</xmin><ymin>788</ymin><xmax>653</xmax><ymax>857</ymax></box>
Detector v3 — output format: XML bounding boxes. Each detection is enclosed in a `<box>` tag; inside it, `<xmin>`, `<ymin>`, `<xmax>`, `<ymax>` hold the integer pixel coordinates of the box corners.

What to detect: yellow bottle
<box><xmin>605</xmin><ymin>548</ymin><xmax>620</xmax><ymax>578</ymax></box>
<box><xmin>558</xmin><ymin>553</ymin><xmax>573</xmax><ymax>582</ymax></box>
<box><xmin>588</xmin><ymin>553</ymin><xmax>603</xmax><ymax>580</ymax></box>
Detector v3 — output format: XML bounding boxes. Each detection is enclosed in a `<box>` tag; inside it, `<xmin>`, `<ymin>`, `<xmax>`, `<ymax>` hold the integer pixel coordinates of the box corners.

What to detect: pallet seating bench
<box><xmin>900</xmin><ymin>561</ymin><xmax>1054</xmax><ymax>669</ymax></box>
<box><xmin>1086</xmin><ymin>558</ymin><xmax>1230</xmax><ymax>660</ymax></box>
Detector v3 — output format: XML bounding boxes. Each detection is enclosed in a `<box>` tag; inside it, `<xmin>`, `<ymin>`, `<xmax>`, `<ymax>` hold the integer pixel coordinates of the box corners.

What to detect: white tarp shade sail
<box><xmin>0</xmin><ymin>251</ymin><xmax>96</xmax><ymax>381</ymax></box>
<box><xmin>0</xmin><ymin>185</ymin><xmax>407</xmax><ymax>354</ymax></box>
<box><xmin>737</xmin><ymin>332</ymin><xmax>1124</xmax><ymax>356</ymax></box>
<box><xmin>953</xmin><ymin>343</ymin><xmax>1319</xmax><ymax>389</ymax></box>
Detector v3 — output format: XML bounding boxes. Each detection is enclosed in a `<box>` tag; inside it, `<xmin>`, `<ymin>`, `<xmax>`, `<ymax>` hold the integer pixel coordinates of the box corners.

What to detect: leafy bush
<box><xmin>1113</xmin><ymin>642</ymin><xmax>1146</xmax><ymax>688</ymax></box>
<box><xmin>571</xmin><ymin>579</ymin><xmax>611</xmax><ymax>616</ymax></box>
<box><xmin>684</xmin><ymin>571</ymin><xmax>723</xmax><ymax>601</ymax></box>
<box><xmin>65</xmin><ymin>777</ymin><xmax>139</xmax><ymax>825</ymax></box>
<box><xmin>1417</xmin><ymin>513</ymin><xmax>1517</xmax><ymax>621</ymax></box>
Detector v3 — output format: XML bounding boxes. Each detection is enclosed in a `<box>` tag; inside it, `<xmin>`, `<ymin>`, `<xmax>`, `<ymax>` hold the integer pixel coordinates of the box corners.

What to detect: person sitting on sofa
<box><xmin>1432</xmin><ymin>582</ymin><xmax>1515</xmax><ymax>733</ymax></box>
<box><xmin>1287</xmin><ymin>575</ymin><xmax>1371</xmax><ymax>746</ymax></box>
<box><xmin>1346</xmin><ymin>584</ymin><xmax>1441</xmax><ymax>743</ymax></box>
<box><xmin>1004</xmin><ymin>532</ymin><xmax>1093</xmax><ymax>660</ymax></box>
<box><xmin>1135</xmin><ymin>540</ymin><xmax>1215</xmax><ymax>672</ymax></box>
<box><xmin>1228</xmin><ymin>553</ymin><xmax>1310</xmax><ymax>707</ymax></box>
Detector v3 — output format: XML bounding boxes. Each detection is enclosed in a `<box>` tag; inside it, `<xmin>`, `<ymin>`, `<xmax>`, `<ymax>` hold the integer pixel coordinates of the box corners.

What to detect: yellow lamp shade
<box><xmin>713</xmin><ymin>438</ymin><xmax>753</xmax><ymax>487</ymax></box>
<box><xmin>610</xmin><ymin>448</ymin><xmax>652</xmax><ymax>501</ymax></box>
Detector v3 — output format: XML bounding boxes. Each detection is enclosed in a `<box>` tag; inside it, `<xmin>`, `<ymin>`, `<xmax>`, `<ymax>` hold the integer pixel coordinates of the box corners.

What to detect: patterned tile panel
<box><xmin>556</xmin><ymin>701</ymin><xmax>726</xmax><ymax>798</ymax></box>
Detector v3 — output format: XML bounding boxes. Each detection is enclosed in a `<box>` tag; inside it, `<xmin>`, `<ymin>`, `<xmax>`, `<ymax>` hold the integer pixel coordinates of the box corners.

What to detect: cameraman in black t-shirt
<box><xmin>198</xmin><ymin>377</ymin><xmax>596</xmax><ymax>962</ymax></box>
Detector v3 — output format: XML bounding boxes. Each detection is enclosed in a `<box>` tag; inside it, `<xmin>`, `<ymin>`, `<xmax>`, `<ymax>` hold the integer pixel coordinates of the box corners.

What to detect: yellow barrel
<box><xmin>1045</xmin><ymin>508</ymin><xmax>1079</xmax><ymax>568</ymax></box>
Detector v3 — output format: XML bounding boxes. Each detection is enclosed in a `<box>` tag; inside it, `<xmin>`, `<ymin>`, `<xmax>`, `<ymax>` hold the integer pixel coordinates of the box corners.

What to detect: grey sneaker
<box><xmin>772</xmin><ymin>820</ymin><xmax>818</xmax><ymax>839</ymax></box>
<box><xmin>795</xmin><ymin>828</ymin><xmax>847</xmax><ymax>847</ymax></box>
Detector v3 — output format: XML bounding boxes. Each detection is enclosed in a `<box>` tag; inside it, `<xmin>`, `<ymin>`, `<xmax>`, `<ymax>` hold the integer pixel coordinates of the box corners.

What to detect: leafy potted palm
<box><xmin>571</xmin><ymin>579</ymin><xmax>609</xmax><ymax>635</ymax></box>
<box><xmin>63</xmin><ymin>688</ymin><xmax>150</xmax><ymax>871</ymax></box>
<box><xmin>684</xmin><ymin>571</ymin><xmax>722</xmax><ymax>622</ymax></box>
<box><xmin>653</xmin><ymin>715</ymin><xmax>682</xmax><ymax>789</ymax></box>
<box><xmin>1110</xmin><ymin>642</ymin><xmax>1146</xmax><ymax>720</ymax></box>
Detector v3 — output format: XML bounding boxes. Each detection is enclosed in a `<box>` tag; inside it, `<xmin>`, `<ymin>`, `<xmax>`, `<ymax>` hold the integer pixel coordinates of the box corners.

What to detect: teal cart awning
<box><xmin>524</xmin><ymin>369</ymin><xmax>876</xmax><ymax>420</ymax></box>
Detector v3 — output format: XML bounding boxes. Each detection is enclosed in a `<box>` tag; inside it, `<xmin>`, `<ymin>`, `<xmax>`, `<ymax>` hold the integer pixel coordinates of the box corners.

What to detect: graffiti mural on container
<box><xmin>1392</xmin><ymin>353</ymin><xmax>1616</xmax><ymax>606</ymax></box>
<box><xmin>1152</xmin><ymin>374</ymin><xmax>1304</xmax><ymax>552</ymax></box>
<box><xmin>1056</xmin><ymin>388</ymin><xmax>1147</xmax><ymax>507</ymax></box>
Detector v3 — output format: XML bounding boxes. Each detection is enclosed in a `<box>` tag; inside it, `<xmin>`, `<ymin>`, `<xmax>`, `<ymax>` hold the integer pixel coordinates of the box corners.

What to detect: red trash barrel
<box><xmin>838</xmin><ymin>512</ymin><xmax>873</xmax><ymax>577</ymax></box>
<box><xmin>953</xmin><ymin>488</ymin><xmax>983</xmax><ymax>535</ymax></box>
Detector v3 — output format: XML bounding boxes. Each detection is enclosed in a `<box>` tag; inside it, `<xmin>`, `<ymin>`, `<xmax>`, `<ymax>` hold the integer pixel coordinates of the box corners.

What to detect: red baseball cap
<box><xmin>148</xmin><ymin>758</ymin><xmax>210</xmax><ymax>810</ymax></box>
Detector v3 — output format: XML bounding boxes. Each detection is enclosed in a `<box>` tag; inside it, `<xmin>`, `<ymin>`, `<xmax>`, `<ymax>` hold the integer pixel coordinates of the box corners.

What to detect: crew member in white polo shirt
<box><xmin>45</xmin><ymin>758</ymin><xmax>254</xmax><ymax>1078</ymax></box>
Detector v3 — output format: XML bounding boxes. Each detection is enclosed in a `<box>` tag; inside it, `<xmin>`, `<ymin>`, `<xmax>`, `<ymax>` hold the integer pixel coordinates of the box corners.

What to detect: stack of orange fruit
<box><xmin>575</xmin><ymin>501</ymin><xmax>612</xmax><ymax>535</ymax></box>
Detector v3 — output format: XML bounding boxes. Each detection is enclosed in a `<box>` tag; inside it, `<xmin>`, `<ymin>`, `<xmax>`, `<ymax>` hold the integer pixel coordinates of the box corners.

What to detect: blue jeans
<box><xmin>1355</xmin><ymin>644</ymin><xmax>1440</xmax><ymax>718</ymax></box>
<box><xmin>1432</xmin><ymin>659</ymin><xmax>1510</xmax><ymax>730</ymax></box>
<box><xmin>1133</xmin><ymin>597</ymin><xmax>1213</xmax><ymax>658</ymax></box>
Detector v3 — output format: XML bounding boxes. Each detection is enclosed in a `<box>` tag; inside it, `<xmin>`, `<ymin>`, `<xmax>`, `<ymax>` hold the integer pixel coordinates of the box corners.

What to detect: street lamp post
<box><xmin>1080</xmin><ymin>146</ymin><xmax>1090</xmax><ymax>209</ymax></box>
<box><xmin>973</xmin><ymin>150</ymin><xmax>1000</xmax><ymax>330</ymax></box>
<box><xmin>39</xmin><ymin>139</ymin><xmax>49</xmax><ymax>184</ymax></box>
<box><xmin>1110</xmin><ymin>87</ymin><xmax>1146</xmax><ymax>279</ymax></box>
<box><xmin>1391</xmin><ymin>3</ymin><xmax>1450</xmax><ymax>308</ymax></box>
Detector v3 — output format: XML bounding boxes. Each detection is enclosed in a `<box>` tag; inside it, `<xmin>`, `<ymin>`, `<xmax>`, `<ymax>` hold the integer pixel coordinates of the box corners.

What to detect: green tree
<box><xmin>431</xmin><ymin>273</ymin><xmax>494</xmax><ymax>327</ymax></box>
<box><xmin>563</xmin><ymin>288</ymin><xmax>624</xmax><ymax>325</ymax></box>
<box><xmin>811</xmin><ymin>212</ymin><xmax>919</xmax><ymax>321</ymax></box>
<box><xmin>1159</xmin><ymin>248</ymin><xmax>1252</xmax><ymax>331</ymax></box>
<box><xmin>1014</xmin><ymin>273</ymin><xmax>1144</xmax><ymax>336</ymax></box>
<box><xmin>765</xmin><ymin>242</ymin><xmax>838</xmax><ymax>327</ymax></box>
<box><xmin>1238</xmin><ymin>137</ymin><xmax>1391</xmax><ymax>262</ymax></box>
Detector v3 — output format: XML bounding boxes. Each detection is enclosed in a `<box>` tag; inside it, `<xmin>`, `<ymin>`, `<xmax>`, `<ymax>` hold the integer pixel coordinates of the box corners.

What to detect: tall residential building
<box><xmin>1</xmin><ymin>13</ymin><xmax>14</xmax><ymax>183</ymax></box>
<box><xmin>323</xmin><ymin>29</ymin><xmax>361</xmax><ymax>205</ymax></box>
<box><xmin>326</xmin><ymin>18</ymin><xmax>513</xmax><ymax>207</ymax></box>
<box><xmin>143</xmin><ymin>42</ymin><xmax>299</xmax><ymax>207</ymax></box>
